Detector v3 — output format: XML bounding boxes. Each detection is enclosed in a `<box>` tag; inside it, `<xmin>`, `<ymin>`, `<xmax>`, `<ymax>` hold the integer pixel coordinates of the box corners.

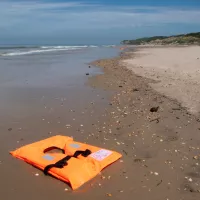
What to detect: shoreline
<box><xmin>89</xmin><ymin>47</ymin><xmax>189</xmax><ymax>114</ymax></box>
<box><xmin>87</xmin><ymin>46</ymin><xmax>200</xmax><ymax>199</ymax></box>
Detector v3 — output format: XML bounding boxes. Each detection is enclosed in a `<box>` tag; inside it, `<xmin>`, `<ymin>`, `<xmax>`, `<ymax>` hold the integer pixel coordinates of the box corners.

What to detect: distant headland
<box><xmin>121</xmin><ymin>32</ymin><xmax>200</xmax><ymax>45</ymax></box>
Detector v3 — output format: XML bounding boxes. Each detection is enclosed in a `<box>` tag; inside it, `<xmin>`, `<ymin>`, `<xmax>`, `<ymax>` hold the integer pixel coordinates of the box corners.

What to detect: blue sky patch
<box><xmin>0</xmin><ymin>0</ymin><xmax>200</xmax><ymax>45</ymax></box>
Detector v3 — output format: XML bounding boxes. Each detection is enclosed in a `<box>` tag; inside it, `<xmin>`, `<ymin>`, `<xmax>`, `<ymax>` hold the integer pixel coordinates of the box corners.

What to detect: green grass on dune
<box><xmin>122</xmin><ymin>32</ymin><xmax>200</xmax><ymax>45</ymax></box>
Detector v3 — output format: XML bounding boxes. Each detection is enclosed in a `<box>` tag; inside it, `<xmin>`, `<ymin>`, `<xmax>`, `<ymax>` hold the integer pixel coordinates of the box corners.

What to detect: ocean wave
<box><xmin>0</xmin><ymin>47</ymin><xmax>84</xmax><ymax>56</ymax></box>
<box><xmin>41</xmin><ymin>45</ymin><xmax>89</xmax><ymax>49</ymax></box>
<box><xmin>102</xmin><ymin>45</ymin><xmax>116</xmax><ymax>47</ymax></box>
<box><xmin>0</xmin><ymin>45</ymin><xmax>102</xmax><ymax>57</ymax></box>
<box><xmin>88</xmin><ymin>45</ymin><xmax>98</xmax><ymax>48</ymax></box>
<box><xmin>0</xmin><ymin>46</ymin><xmax>40</xmax><ymax>49</ymax></box>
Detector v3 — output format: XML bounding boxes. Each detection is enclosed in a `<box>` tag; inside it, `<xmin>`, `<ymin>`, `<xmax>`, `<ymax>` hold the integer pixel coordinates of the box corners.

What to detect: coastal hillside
<box><xmin>121</xmin><ymin>32</ymin><xmax>200</xmax><ymax>45</ymax></box>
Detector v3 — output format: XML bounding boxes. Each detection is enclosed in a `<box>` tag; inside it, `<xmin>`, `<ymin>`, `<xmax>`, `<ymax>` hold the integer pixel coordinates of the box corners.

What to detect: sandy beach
<box><xmin>1</xmin><ymin>46</ymin><xmax>200</xmax><ymax>200</ymax></box>
<box><xmin>124</xmin><ymin>46</ymin><xmax>200</xmax><ymax>115</ymax></box>
<box><xmin>89</xmin><ymin>46</ymin><xmax>200</xmax><ymax>200</ymax></box>
<box><xmin>1</xmin><ymin>0</ymin><xmax>200</xmax><ymax>199</ymax></box>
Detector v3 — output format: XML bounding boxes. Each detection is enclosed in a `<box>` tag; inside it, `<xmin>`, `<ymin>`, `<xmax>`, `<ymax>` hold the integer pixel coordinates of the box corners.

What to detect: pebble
<box><xmin>154</xmin><ymin>172</ymin><xmax>159</xmax><ymax>176</ymax></box>
<box><xmin>64</xmin><ymin>188</ymin><xmax>68</xmax><ymax>191</ymax></box>
<box><xmin>35</xmin><ymin>173</ymin><xmax>39</xmax><ymax>176</ymax></box>
<box><xmin>188</xmin><ymin>178</ymin><xmax>193</xmax><ymax>182</ymax></box>
<box><xmin>116</xmin><ymin>142</ymin><xmax>120</xmax><ymax>145</ymax></box>
<box><xmin>185</xmin><ymin>177</ymin><xmax>193</xmax><ymax>182</ymax></box>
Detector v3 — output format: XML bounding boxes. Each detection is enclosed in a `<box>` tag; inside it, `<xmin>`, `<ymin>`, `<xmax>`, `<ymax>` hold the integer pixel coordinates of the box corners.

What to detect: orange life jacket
<box><xmin>10</xmin><ymin>135</ymin><xmax>122</xmax><ymax>190</ymax></box>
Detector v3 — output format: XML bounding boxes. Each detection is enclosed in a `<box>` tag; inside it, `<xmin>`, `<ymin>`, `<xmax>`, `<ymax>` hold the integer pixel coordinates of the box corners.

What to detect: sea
<box><xmin>0</xmin><ymin>45</ymin><xmax>116</xmax><ymax>57</ymax></box>
<box><xmin>0</xmin><ymin>44</ymin><xmax>120</xmax><ymax>120</ymax></box>
<box><xmin>0</xmin><ymin>45</ymin><xmax>120</xmax><ymax>86</ymax></box>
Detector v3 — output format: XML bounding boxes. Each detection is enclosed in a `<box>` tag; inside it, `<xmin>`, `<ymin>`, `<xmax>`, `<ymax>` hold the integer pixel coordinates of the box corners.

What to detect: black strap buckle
<box><xmin>44</xmin><ymin>149</ymin><xmax>91</xmax><ymax>175</ymax></box>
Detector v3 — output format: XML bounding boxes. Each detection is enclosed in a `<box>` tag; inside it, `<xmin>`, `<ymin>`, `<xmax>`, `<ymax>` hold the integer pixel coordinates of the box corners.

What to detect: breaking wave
<box><xmin>0</xmin><ymin>45</ymin><xmax>97</xmax><ymax>56</ymax></box>
<box><xmin>0</xmin><ymin>45</ymin><xmax>115</xmax><ymax>57</ymax></box>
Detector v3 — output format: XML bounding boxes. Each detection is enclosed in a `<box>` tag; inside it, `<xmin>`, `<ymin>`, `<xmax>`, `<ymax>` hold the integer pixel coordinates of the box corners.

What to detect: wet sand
<box><xmin>2</xmin><ymin>46</ymin><xmax>200</xmax><ymax>200</ymax></box>
<box><xmin>0</xmin><ymin>47</ymin><xmax>120</xmax><ymax>200</ymax></box>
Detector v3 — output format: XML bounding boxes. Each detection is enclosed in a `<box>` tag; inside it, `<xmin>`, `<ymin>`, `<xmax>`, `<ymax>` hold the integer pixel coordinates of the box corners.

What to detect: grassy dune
<box><xmin>122</xmin><ymin>32</ymin><xmax>200</xmax><ymax>45</ymax></box>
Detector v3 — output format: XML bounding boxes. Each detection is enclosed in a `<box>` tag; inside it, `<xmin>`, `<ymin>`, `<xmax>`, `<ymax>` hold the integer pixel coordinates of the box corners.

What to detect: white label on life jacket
<box><xmin>90</xmin><ymin>149</ymin><xmax>112</xmax><ymax>161</ymax></box>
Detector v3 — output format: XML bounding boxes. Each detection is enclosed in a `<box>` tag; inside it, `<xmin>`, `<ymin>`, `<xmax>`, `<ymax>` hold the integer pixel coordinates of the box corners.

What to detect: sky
<box><xmin>1</xmin><ymin>0</ymin><xmax>200</xmax><ymax>45</ymax></box>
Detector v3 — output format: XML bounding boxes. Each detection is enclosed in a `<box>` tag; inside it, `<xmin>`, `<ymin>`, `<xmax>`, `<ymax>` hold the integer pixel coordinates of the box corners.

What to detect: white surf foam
<box><xmin>102</xmin><ymin>45</ymin><xmax>116</xmax><ymax>47</ymax></box>
<box><xmin>41</xmin><ymin>45</ymin><xmax>88</xmax><ymax>49</ymax></box>
<box><xmin>0</xmin><ymin>46</ymin><xmax>90</xmax><ymax>56</ymax></box>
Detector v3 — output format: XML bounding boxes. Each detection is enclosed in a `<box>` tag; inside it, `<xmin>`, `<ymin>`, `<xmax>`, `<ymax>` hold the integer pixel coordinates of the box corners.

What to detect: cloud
<box><xmin>10</xmin><ymin>2</ymin><xmax>81</xmax><ymax>10</ymax></box>
<box><xmin>2</xmin><ymin>1</ymin><xmax>87</xmax><ymax>11</ymax></box>
<box><xmin>0</xmin><ymin>0</ymin><xmax>200</xmax><ymax>42</ymax></box>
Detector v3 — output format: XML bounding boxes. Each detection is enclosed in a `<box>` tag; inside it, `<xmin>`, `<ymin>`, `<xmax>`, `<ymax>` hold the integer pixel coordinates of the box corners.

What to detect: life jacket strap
<box><xmin>44</xmin><ymin>149</ymin><xmax>91</xmax><ymax>175</ymax></box>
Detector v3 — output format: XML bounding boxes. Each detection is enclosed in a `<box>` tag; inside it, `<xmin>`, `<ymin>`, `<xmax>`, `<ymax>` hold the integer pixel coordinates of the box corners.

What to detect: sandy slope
<box><xmin>89</xmin><ymin>52</ymin><xmax>200</xmax><ymax>200</ymax></box>
<box><xmin>123</xmin><ymin>46</ymin><xmax>200</xmax><ymax>115</ymax></box>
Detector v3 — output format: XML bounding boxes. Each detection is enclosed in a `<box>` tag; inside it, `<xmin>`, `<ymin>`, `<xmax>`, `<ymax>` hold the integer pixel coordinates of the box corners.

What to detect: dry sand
<box><xmin>123</xmin><ymin>46</ymin><xmax>200</xmax><ymax>115</ymax></box>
